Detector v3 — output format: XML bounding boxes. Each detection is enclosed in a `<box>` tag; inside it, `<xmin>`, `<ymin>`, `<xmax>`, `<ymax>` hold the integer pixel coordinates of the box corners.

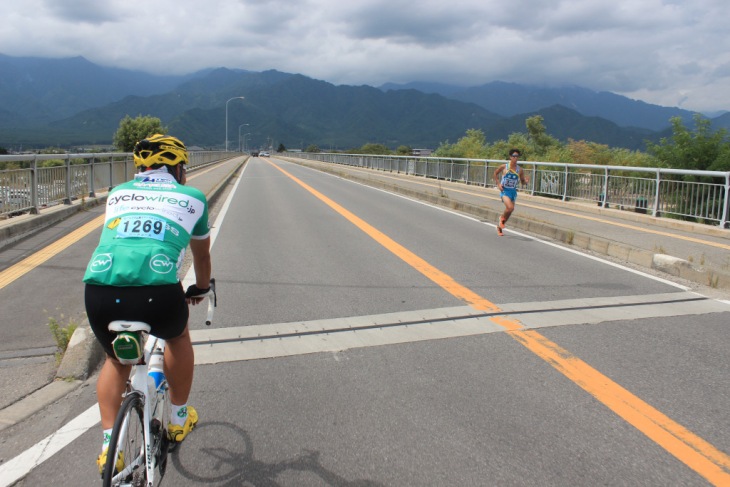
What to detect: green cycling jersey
<box><xmin>83</xmin><ymin>168</ymin><xmax>210</xmax><ymax>286</ymax></box>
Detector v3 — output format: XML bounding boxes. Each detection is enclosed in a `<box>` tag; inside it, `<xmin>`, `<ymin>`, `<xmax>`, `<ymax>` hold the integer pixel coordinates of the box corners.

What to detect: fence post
<box><xmin>63</xmin><ymin>154</ymin><xmax>72</xmax><ymax>204</ymax></box>
<box><xmin>89</xmin><ymin>156</ymin><xmax>96</xmax><ymax>198</ymax></box>
<box><xmin>30</xmin><ymin>155</ymin><xmax>39</xmax><ymax>214</ymax></box>
<box><xmin>721</xmin><ymin>173</ymin><xmax>729</xmax><ymax>228</ymax></box>
<box><xmin>600</xmin><ymin>167</ymin><xmax>609</xmax><ymax>208</ymax></box>
<box><xmin>562</xmin><ymin>165</ymin><xmax>568</xmax><ymax>201</ymax></box>
<box><xmin>528</xmin><ymin>163</ymin><xmax>536</xmax><ymax>196</ymax></box>
<box><xmin>653</xmin><ymin>170</ymin><xmax>661</xmax><ymax>218</ymax></box>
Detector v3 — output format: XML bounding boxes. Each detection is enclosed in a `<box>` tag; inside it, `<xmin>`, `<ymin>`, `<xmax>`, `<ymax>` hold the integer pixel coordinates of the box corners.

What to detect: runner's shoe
<box><xmin>496</xmin><ymin>221</ymin><xmax>504</xmax><ymax>236</ymax></box>
<box><xmin>97</xmin><ymin>448</ymin><xmax>125</xmax><ymax>477</ymax></box>
<box><xmin>168</xmin><ymin>406</ymin><xmax>198</xmax><ymax>443</ymax></box>
<box><xmin>499</xmin><ymin>216</ymin><xmax>506</xmax><ymax>229</ymax></box>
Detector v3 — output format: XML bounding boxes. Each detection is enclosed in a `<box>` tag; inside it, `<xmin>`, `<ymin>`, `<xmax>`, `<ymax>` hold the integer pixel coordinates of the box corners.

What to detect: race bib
<box><xmin>116</xmin><ymin>215</ymin><xmax>166</xmax><ymax>241</ymax></box>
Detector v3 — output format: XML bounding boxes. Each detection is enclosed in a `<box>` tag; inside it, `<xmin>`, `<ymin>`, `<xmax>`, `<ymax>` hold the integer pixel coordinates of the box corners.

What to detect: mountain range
<box><xmin>1</xmin><ymin>54</ymin><xmax>728</xmax><ymax>151</ymax></box>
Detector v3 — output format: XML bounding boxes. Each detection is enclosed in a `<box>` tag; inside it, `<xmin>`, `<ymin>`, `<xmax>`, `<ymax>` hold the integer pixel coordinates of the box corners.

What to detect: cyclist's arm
<box><xmin>189</xmin><ymin>236</ymin><xmax>212</xmax><ymax>290</ymax></box>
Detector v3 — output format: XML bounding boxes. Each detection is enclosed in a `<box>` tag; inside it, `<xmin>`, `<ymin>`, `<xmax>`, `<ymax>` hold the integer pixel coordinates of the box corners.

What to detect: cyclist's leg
<box><xmin>165</xmin><ymin>325</ymin><xmax>199</xmax><ymax>442</ymax></box>
<box><xmin>97</xmin><ymin>357</ymin><xmax>132</xmax><ymax>429</ymax></box>
<box><xmin>86</xmin><ymin>285</ymin><xmax>132</xmax><ymax>430</ymax></box>
<box><xmin>146</xmin><ymin>284</ymin><xmax>198</xmax><ymax>442</ymax></box>
<box><xmin>164</xmin><ymin>326</ymin><xmax>194</xmax><ymax>406</ymax></box>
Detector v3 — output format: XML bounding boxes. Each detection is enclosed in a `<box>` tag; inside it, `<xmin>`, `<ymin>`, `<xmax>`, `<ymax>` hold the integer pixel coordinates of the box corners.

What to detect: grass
<box><xmin>48</xmin><ymin>315</ymin><xmax>79</xmax><ymax>364</ymax></box>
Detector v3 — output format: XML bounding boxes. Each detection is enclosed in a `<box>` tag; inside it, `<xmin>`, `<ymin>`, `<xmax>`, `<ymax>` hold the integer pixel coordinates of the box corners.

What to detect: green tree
<box><xmin>395</xmin><ymin>145</ymin><xmax>412</xmax><ymax>155</ymax></box>
<box><xmin>277</xmin><ymin>143</ymin><xmax>286</xmax><ymax>153</ymax></box>
<box><xmin>646</xmin><ymin>114</ymin><xmax>729</xmax><ymax>171</ymax></box>
<box><xmin>710</xmin><ymin>144</ymin><xmax>730</xmax><ymax>171</ymax></box>
<box><xmin>525</xmin><ymin>115</ymin><xmax>560</xmax><ymax>157</ymax></box>
<box><xmin>113</xmin><ymin>115</ymin><xmax>166</xmax><ymax>152</ymax></box>
<box><xmin>0</xmin><ymin>146</ymin><xmax>8</xmax><ymax>155</ymax></box>
<box><xmin>434</xmin><ymin>129</ymin><xmax>487</xmax><ymax>158</ymax></box>
<box><xmin>305</xmin><ymin>144</ymin><xmax>320</xmax><ymax>153</ymax></box>
<box><xmin>356</xmin><ymin>143</ymin><xmax>392</xmax><ymax>155</ymax></box>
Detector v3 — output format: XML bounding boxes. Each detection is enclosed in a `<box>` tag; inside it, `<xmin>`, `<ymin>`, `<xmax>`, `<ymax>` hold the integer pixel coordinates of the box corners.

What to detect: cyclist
<box><xmin>493</xmin><ymin>148</ymin><xmax>529</xmax><ymax>236</ymax></box>
<box><xmin>83</xmin><ymin>134</ymin><xmax>212</xmax><ymax>476</ymax></box>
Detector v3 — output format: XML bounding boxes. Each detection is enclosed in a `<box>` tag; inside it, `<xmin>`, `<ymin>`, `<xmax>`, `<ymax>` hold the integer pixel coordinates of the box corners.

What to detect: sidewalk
<box><xmin>0</xmin><ymin>157</ymin><xmax>246</xmax><ymax>433</ymax></box>
<box><xmin>284</xmin><ymin>156</ymin><xmax>730</xmax><ymax>295</ymax></box>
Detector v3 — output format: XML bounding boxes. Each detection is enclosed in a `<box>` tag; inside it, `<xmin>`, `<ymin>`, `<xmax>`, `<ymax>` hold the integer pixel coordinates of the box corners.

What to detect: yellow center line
<box><xmin>0</xmin><ymin>214</ymin><xmax>106</xmax><ymax>290</ymax></box>
<box><xmin>270</xmin><ymin>159</ymin><xmax>730</xmax><ymax>485</ymax></box>
<box><xmin>344</xmin><ymin>166</ymin><xmax>730</xmax><ymax>251</ymax></box>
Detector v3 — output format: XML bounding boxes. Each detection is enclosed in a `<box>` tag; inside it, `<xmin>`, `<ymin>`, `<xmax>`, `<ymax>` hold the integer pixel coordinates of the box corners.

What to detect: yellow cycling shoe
<box><xmin>97</xmin><ymin>448</ymin><xmax>125</xmax><ymax>477</ymax></box>
<box><xmin>167</xmin><ymin>406</ymin><xmax>198</xmax><ymax>443</ymax></box>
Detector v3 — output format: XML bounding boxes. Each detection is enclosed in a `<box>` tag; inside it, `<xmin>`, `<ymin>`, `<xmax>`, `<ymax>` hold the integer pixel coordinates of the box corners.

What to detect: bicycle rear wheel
<box><xmin>102</xmin><ymin>392</ymin><xmax>146</xmax><ymax>487</ymax></box>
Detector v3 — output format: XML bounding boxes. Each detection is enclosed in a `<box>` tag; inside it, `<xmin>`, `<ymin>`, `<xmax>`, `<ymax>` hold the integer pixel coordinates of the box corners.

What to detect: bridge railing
<box><xmin>289</xmin><ymin>152</ymin><xmax>730</xmax><ymax>229</ymax></box>
<box><xmin>0</xmin><ymin>151</ymin><xmax>237</xmax><ymax>218</ymax></box>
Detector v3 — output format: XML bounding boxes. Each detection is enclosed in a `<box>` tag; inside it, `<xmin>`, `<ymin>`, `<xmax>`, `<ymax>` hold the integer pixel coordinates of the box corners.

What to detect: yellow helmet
<box><xmin>133</xmin><ymin>134</ymin><xmax>188</xmax><ymax>168</ymax></box>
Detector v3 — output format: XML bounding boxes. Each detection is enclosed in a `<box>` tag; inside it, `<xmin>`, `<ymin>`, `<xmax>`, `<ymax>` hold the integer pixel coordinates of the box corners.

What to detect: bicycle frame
<box><xmin>107</xmin><ymin>322</ymin><xmax>168</xmax><ymax>486</ymax></box>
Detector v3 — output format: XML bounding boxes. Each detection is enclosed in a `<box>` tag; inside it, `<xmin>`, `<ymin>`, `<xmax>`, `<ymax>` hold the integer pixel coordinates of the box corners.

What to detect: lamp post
<box><xmin>225</xmin><ymin>96</ymin><xmax>245</xmax><ymax>151</ymax></box>
<box><xmin>238</xmin><ymin>123</ymin><xmax>250</xmax><ymax>151</ymax></box>
<box><xmin>242</xmin><ymin>133</ymin><xmax>252</xmax><ymax>153</ymax></box>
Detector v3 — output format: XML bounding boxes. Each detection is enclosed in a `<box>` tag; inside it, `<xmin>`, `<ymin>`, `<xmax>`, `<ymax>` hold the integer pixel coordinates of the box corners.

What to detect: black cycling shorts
<box><xmin>85</xmin><ymin>283</ymin><xmax>189</xmax><ymax>358</ymax></box>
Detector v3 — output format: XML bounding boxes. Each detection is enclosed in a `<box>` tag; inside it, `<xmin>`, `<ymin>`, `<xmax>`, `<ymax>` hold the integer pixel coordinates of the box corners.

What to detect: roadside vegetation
<box><xmin>48</xmin><ymin>314</ymin><xmax>79</xmax><ymax>364</ymax></box>
<box><xmin>334</xmin><ymin>114</ymin><xmax>730</xmax><ymax>172</ymax></box>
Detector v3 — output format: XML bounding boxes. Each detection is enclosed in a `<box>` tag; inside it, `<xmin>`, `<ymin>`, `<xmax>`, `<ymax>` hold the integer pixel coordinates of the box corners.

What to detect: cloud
<box><xmin>2</xmin><ymin>0</ymin><xmax>730</xmax><ymax>112</ymax></box>
<box><xmin>42</xmin><ymin>0</ymin><xmax>120</xmax><ymax>24</ymax></box>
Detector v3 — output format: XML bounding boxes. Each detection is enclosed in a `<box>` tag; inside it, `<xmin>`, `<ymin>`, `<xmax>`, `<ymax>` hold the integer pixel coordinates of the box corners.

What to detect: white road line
<box><xmin>189</xmin><ymin>293</ymin><xmax>730</xmax><ymax>364</ymax></box>
<box><xmin>0</xmin><ymin>404</ymin><xmax>100</xmax><ymax>487</ymax></box>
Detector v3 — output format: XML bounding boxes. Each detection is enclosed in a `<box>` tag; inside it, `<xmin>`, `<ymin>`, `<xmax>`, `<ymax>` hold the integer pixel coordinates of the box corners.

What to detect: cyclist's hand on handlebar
<box><xmin>185</xmin><ymin>284</ymin><xmax>210</xmax><ymax>305</ymax></box>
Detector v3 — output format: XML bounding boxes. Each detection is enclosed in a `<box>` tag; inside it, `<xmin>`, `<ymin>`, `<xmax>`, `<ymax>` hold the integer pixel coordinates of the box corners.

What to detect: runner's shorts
<box><xmin>500</xmin><ymin>188</ymin><xmax>518</xmax><ymax>201</ymax></box>
<box><xmin>85</xmin><ymin>283</ymin><xmax>189</xmax><ymax>358</ymax></box>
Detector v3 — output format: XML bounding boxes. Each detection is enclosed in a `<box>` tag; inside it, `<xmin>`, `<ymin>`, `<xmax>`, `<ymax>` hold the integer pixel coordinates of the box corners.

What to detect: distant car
<box><xmin>251</xmin><ymin>151</ymin><xmax>260</xmax><ymax>157</ymax></box>
<box><xmin>260</xmin><ymin>151</ymin><xmax>270</xmax><ymax>157</ymax></box>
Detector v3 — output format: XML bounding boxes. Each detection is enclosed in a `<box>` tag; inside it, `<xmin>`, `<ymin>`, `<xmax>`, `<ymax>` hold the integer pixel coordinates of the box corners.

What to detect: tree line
<box><xmin>2</xmin><ymin>114</ymin><xmax>729</xmax><ymax>172</ymax></box>
<box><xmin>342</xmin><ymin>114</ymin><xmax>730</xmax><ymax>172</ymax></box>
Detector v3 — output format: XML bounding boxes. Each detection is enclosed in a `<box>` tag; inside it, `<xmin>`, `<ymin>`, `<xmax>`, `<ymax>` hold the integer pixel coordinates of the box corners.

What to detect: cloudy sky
<box><xmin>4</xmin><ymin>0</ymin><xmax>730</xmax><ymax>113</ymax></box>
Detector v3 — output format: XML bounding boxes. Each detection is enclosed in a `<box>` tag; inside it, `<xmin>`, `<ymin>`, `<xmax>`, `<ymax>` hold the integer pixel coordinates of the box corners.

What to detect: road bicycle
<box><xmin>101</xmin><ymin>280</ymin><xmax>217</xmax><ymax>487</ymax></box>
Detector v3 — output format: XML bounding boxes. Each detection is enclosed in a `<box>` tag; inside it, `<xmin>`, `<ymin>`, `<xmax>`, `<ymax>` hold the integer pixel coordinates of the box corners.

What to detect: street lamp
<box><xmin>238</xmin><ymin>123</ymin><xmax>250</xmax><ymax>151</ymax></box>
<box><xmin>225</xmin><ymin>96</ymin><xmax>245</xmax><ymax>151</ymax></box>
<box><xmin>242</xmin><ymin>133</ymin><xmax>252</xmax><ymax>153</ymax></box>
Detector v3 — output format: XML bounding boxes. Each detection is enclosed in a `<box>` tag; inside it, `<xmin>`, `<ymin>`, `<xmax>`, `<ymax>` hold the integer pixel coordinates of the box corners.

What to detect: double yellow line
<box><xmin>268</xmin><ymin>159</ymin><xmax>730</xmax><ymax>486</ymax></box>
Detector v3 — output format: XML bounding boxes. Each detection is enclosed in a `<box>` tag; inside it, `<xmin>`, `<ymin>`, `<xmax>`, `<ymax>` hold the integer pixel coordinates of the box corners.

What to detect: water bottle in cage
<box><xmin>148</xmin><ymin>348</ymin><xmax>166</xmax><ymax>390</ymax></box>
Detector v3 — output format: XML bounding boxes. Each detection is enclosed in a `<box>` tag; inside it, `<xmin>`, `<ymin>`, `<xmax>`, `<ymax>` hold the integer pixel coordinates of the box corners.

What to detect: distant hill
<box><xmin>711</xmin><ymin>112</ymin><xmax>730</xmax><ymax>130</ymax></box>
<box><xmin>486</xmin><ymin>105</ymin><xmax>656</xmax><ymax>149</ymax></box>
<box><xmin>381</xmin><ymin>81</ymin><xmax>698</xmax><ymax>132</ymax></box>
<box><xmin>53</xmin><ymin>71</ymin><xmax>505</xmax><ymax>149</ymax></box>
<box><xmin>1</xmin><ymin>54</ymin><xmax>726</xmax><ymax>150</ymax></box>
<box><xmin>0</xmin><ymin>54</ymin><xmax>190</xmax><ymax>127</ymax></box>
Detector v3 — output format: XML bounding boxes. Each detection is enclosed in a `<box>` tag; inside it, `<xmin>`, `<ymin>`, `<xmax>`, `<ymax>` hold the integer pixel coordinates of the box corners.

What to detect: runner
<box><xmin>493</xmin><ymin>149</ymin><xmax>529</xmax><ymax>236</ymax></box>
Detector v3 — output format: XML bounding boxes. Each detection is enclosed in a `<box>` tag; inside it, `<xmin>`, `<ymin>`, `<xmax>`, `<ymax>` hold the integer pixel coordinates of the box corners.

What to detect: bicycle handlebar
<box><xmin>196</xmin><ymin>278</ymin><xmax>217</xmax><ymax>326</ymax></box>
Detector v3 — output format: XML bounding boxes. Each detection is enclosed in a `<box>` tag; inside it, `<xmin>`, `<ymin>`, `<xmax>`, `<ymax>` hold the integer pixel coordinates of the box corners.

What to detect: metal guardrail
<box><xmin>0</xmin><ymin>151</ymin><xmax>238</xmax><ymax>218</ymax></box>
<box><xmin>289</xmin><ymin>152</ymin><xmax>730</xmax><ymax>229</ymax></box>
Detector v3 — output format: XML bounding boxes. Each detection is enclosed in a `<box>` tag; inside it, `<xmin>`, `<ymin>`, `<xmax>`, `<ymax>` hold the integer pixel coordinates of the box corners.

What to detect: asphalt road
<box><xmin>1</xmin><ymin>156</ymin><xmax>729</xmax><ymax>486</ymax></box>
